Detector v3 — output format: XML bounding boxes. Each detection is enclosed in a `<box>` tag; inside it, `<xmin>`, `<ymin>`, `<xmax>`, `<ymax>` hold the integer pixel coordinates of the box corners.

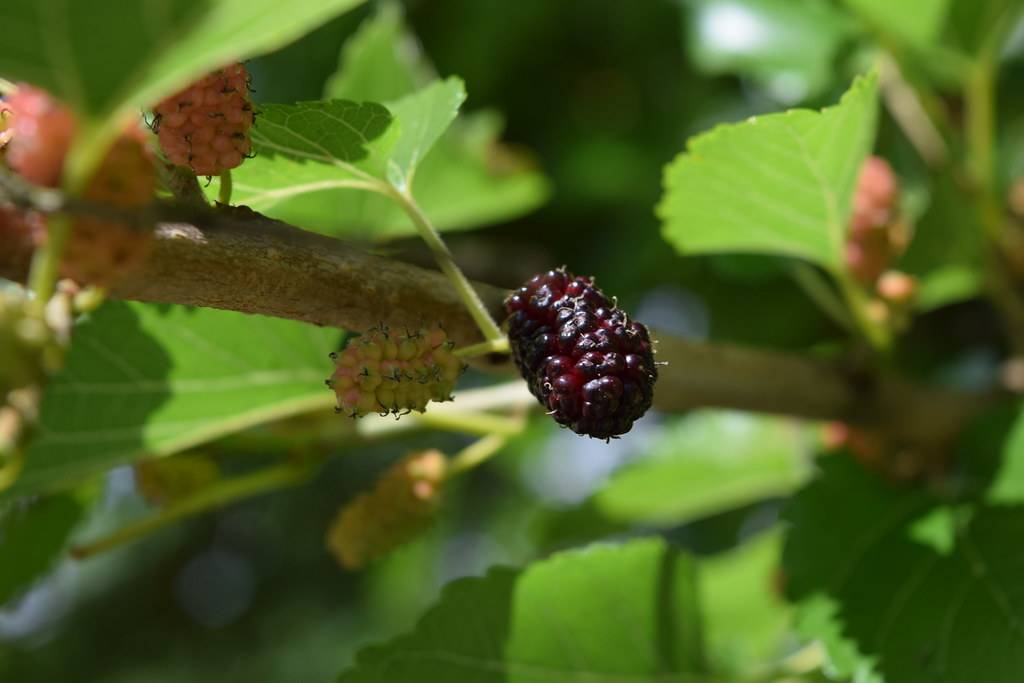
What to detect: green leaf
<box><xmin>682</xmin><ymin>0</ymin><xmax>854</xmax><ymax>102</ymax></box>
<box><xmin>0</xmin><ymin>0</ymin><xmax>366</xmax><ymax>180</ymax></box>
<box><xmin>223</xmin><ymin>5</ymin><xmax>547</xmax><ymax>240</ymax></box>
<box><xmin>0</xmin><ymin>494</ymin><xmax>82</xmax><ymax>606</ymax></box>
<box><xmin>700</xmin><ymin>530</ymin><xmax>790</xmax><ymax>678</ymax></box>
<box><xmin>253</xmin><ymin>100</ymin><xmax>396</xmax><ymax>173</ymax></box>
<box><xmin>843</xmin><ymin>0</ymin><xmax>952</xmax><ymax>48</ymax></box>
<box><xmin>322</xmin><ymin>2</ymin><xmax>429</xmax><ymax>106</ymax></box>
<box><xmin>385</xmin><ymin>78</ymin><xmax>466</xmax><ymax>191</ymax></box>
<box><xmin>784</xmin><ymin>456</ymin><xmax>1024</xmax><ymax>683</ymax></box>
<box><xmin>338</xmin><ymin>539</ymin><xmax>706</xmax><ymax>682</ymax></box>
<box><xmin>594</xmin><ymin>412</ymin><xmax>811</xmax><ymax>527</ymax></box>
<box><xmin>899</xmin><ymin>173</ymin><xmax>985</xmax><ymax>311</ymax></box>
<box><xmin>6</xmin><ymin>302</ymin><xmax>340</xmax><ymax>498</ymax></box>
<box><xmin>657</xmin><ymin>73</ymin><xmax>879</xmax><ymax>269</ymax></box>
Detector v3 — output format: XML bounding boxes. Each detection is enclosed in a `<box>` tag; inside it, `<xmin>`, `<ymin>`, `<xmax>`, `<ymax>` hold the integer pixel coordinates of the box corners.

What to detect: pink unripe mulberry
<box><xmin>153</xmin><ymin>64</ymin><xmax>254</xmax><ymax>176</ymax></box>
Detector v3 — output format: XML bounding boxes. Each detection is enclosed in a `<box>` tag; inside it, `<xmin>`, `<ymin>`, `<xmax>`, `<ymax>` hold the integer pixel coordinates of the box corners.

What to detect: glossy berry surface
<box><xmin>153</xmin><ymin>63</ymin><xmax>254</xmax><ymax>176</ymax></box>
<box><xmin>505</xmin><ymin>268</ymin><xmax>657</xmax><ymax>439</ymax></box>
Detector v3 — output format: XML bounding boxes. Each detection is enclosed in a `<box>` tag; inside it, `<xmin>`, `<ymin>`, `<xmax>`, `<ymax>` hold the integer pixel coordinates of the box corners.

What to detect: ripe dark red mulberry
<box><xmin>505</xmin><ymin>268</ymin><xmax>657</xmax><ymax>439</ymax></box>
<box><xmin>153</xmin><ymin>63</ymin><xmax>254</xmax><ymax>176</ymax></box>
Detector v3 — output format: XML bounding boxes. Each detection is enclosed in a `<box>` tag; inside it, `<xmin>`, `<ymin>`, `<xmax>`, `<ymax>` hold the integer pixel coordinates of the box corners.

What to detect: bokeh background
<box><xmin>3</xmin><ymin>0</ymin><xmax>1023</xmax><ymax>681</ymax></box>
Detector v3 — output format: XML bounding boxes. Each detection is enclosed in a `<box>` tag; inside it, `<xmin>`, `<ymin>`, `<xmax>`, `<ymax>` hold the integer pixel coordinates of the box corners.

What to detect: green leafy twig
<box><xmin>444</xmin><ymin>433</ymin><xmax>508</xmax><ymax>480</ymax></box>
<box><xmin>454</xmin><ymin>337</ymin><xmax>510</xmax><ymax>358</ymax></box>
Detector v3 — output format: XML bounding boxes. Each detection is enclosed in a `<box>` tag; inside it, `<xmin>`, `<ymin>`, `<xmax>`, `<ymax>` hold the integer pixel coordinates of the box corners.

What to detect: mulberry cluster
<box><xmin>63</xmin><ymin>129</ymin><xmax>156</xmax><ymax>286</ymax></box>
<box><xmin>2</xmin><ymin>84</ymin><xmax>155</xmax><ymax>286</ymax></box>
<box><xmin>846</xmin><ymin>156</ymin><xmax>904</xmax><ymax>285</ymax></box>
<box><xmin>326</xmin><ymin>450</ymin><xmax>447</xmax><ymax>569</ymax></box>
<box><xmin>327</xmin><ymin>325</ymin><xmax>465</xmax><ymax>418</ymax></box>
<box><xmin>153</xmin><ymin>63</ymin><xmax>254</xmax><ymax>176</ymax></box>
<box><xmin>505</xmin><ymin>268</ymin><xmax>657</xmax><ymax>439</ymax></box>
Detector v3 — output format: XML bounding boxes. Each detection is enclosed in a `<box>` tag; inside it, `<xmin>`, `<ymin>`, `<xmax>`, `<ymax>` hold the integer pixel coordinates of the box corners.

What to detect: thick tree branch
<box><xmin>0</xmin><ymin>199</ymin><xmax>997</xmax><ymax>444</ymax></box>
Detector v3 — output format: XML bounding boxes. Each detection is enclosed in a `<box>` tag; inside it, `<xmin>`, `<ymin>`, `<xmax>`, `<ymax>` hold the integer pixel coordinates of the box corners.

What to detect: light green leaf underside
<box><xmin>6</xmin><ymin>302</ymin><xmax>340</xmax><ymax>499</ymax></box>
<box><xmin>701</xmin><ymin>530</ymin><xmax>790</xmax><ymax>678</ymax></box>
<box><xmin>657</xmin><ymin>72</ymin><xmax>879</xmax><ymax>269</ymax></box>
<box><xmin>385</xmin><ymin>77</ymin><xmax>466</xmax><ymax>190</ymax></box>
<box><xmin>337</xmin><ymin>539</ymin><xmax>705</xmax><ymax>682</ymax></box>
<box><xmin>594</xmin><ymin>411</ymin><xmax>811</xmax><ymax>527</ymax></box>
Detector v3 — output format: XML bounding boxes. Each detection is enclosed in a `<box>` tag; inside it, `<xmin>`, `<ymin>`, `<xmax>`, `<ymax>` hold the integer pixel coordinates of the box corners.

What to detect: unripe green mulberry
<box><xmin>326</xmin><ymin>449</ymin><xmax>447</xmax><ymax>569</ymax></box>
<box><xmin>327</xmin><ymin>325</ymin><xmax>465</xmax><ymax>417</ymax></box>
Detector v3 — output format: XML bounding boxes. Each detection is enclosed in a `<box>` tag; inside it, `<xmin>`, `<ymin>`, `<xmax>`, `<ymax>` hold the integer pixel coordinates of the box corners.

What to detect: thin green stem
<box><xmin>445</xmin><ymin>433</ymin><xmax>508</xmax><ymax>479</ymax></box>
<box><xmin>454</xmin><ymin>337</ymin><xmax>510</xmax><ymax>358</ymax></box>
<box><xmin>26</xmin><ymin>213</ymin><xmax>72</xmax><ymax>316</ymax></box>
<box><xmin>790</xmin><ymin>263</ymin><xmax>856</xmax><ymax>333</ymax></box>
<box><xmin>387</xmin><ymin>187</ymin><xmax>504</xmax><ymax>343</ymax></box>
<box><xmin>834</xmin><ymin>269</ymin><xmax>891</xmax><ymax>351</ymax></box>
<box><xmin>218</xmin><ymin>170</ymin><xmax>233</xmax><ymax>205</ymax></box>
<box><xmin>964</xmin><ymin>24</ymin><xmax>1024</xmax><ymax>354</ymax></box>
<box><xmin>413</xmin><ymin>410</ymin><xmax>525</xmax><ymax>438</ymax></box>
<box><xmin>70</xmin><ymin>461</ymin><xmax>314</xmax><ymax>560</ymax></box>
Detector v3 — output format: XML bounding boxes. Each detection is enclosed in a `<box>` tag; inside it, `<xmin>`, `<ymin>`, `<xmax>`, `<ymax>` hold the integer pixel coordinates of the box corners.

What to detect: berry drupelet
<box><xmin>505</xmin><ymin>268</ymin><xmax>657</xmax><ymax>439</ymax></box>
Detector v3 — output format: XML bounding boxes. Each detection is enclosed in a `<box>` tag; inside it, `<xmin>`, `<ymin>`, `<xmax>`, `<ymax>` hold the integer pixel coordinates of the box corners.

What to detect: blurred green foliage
<box><xmin>2</xmin><ymin>0</ymin><xmax>1024</xmax><ymax>682</ymax></box>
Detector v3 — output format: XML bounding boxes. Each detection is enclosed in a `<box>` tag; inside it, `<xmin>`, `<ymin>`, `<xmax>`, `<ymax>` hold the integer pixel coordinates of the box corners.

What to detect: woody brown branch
<box><xmin>0</xmin><ymin>200</ymin><xmax>996</xmax><ymax>444</ymax></box>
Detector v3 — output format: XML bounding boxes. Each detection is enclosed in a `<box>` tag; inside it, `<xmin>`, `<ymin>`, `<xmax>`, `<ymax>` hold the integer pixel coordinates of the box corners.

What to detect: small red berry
<box><xmin>4</xmin><ymin>84</ymin><xmax>77</xmax><ymax>187</ymax></box>
<box><xmin>846</xmin><ymin>156</ymin><xmax>902</xmax><ymax>285</ymax></box>
<box><xmin>153</xmin><ymin>64</ymin><xmax>254</xmax><ymax>176</ymax></box>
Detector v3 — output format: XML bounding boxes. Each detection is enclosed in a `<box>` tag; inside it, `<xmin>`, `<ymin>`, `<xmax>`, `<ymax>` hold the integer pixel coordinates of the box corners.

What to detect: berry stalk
<box><xmin>387</xmin><ymin>186</ymin><xmax>505</xmax><ymax>344</ymax></box>
<box><xmin>70</xmin><ymin>459</ymin><xmax>315</xmax><ymax>560</ymax></box>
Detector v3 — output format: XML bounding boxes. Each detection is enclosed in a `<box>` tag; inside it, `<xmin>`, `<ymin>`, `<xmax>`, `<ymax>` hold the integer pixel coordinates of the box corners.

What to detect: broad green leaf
<box><xmin>0</xmin><ymin>0</ymin><xmax>365</xmax><ymax>180</ymax></box>
<box><xmin>899</xmin><ymin>173</ymin><xmax>985</xmax><ymax>310</ymax></box>
<box><xmin>0</xmin><ymin>494</ymin><xmax>82</xmax><ymax>606</ymax></box>
<box><xmin>385</xmin><ymin>78</ymin><xmax>465</xmax><ymax>191</ymax></box>
<box><xmin>946</xmin><ymin>0</ymin><xmax>1023</xmax><ymax>55</ymax></box>
<box><xmin>784</xmin><ymin>456</ymin><xmax>1024</xmax><ymax>683</ymax></box>
<box><xmin>6</xmin><ymin>302</ymin><xmax>340</xmax><ymax>498</ymax></box>
<box><xmin>843</xmin><ymin>0</ymin><xmax>952</xmax><ymax>48</ymax></box>
<box><xmin>223</xmin><ymin>6</ymin><xmax>547</xmax><ymax>240</ymax></box>
<box><xmin>594</xmin><ymin>412</ymin><xmax>811</xmax><ymax>527</ymax></box>
<box><xmin>682</xmin><ymin>0</ymin><xmax>854</xmax><ymax>102</ymax></box>
<box><xmin>322</xmin><ymin>2</ymin><xmax>427</xmax><ymax>105</ymax></box>
<box><xmin>700</xmin><ymin>530</ymin><xmax>790</xmax><ymax>678</ymax></box>
<box><xmin>254</xmin><ymin>101</ymin><xmax>396</xmax><ymax>170</ymax></box>
<box><xmin>337</xmin><ymin>539</ymin><xmax>706</xmax><ymax>682</ymax></box>
<box><xmin>657</xmin><ymin>73</ymin><xmax>879</xmax><ymax>269</ymax></box>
